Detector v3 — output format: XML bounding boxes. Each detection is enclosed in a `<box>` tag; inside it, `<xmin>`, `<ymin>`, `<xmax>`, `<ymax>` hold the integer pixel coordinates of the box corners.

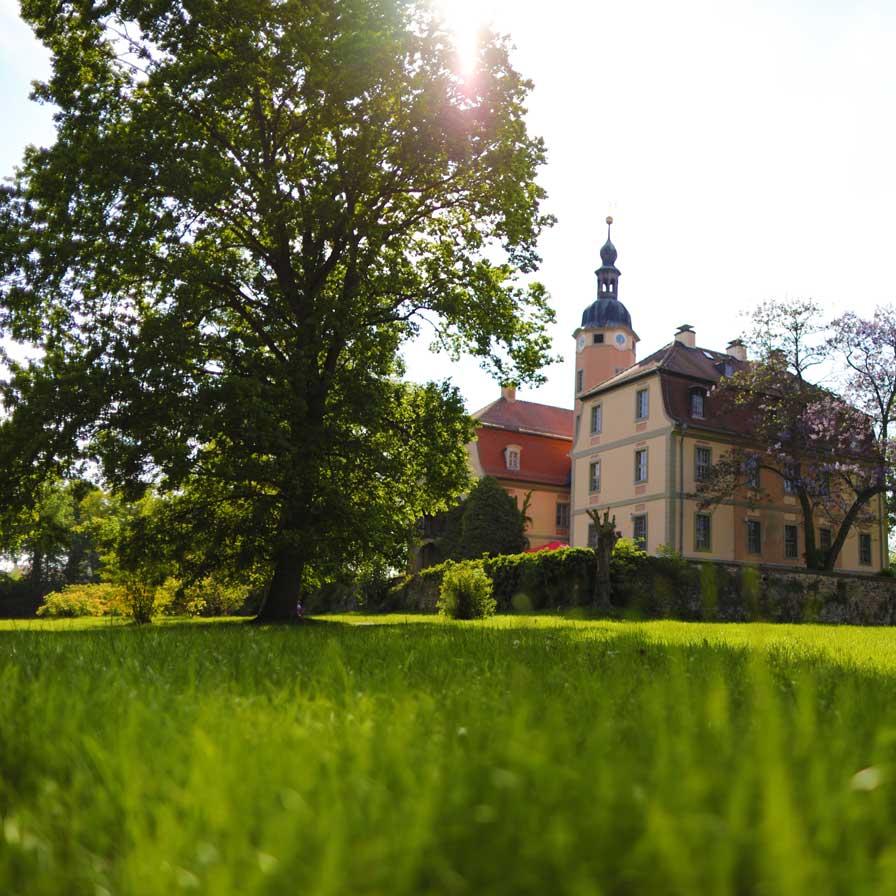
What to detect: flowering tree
<box><xmin>697</xmin><ymin>300</ymin><xmax>888</xmax><ymax>571</ymax></box>
<box><xmin>828</xmin><ymin>306</ymin><xmax>896</xmax><ymax>531</ymax></box>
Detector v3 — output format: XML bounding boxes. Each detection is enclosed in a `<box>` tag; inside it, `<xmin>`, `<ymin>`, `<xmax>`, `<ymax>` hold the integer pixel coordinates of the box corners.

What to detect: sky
<box><xmin>2</xmin><ymin>0</ymin><xmax>895</xmax><ymax>413</ymax></box>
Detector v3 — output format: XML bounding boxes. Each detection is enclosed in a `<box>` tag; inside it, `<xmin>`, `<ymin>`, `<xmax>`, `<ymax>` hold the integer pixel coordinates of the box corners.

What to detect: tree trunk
<box><xmin>255</xmin><ymin>548</ymin><xmax>305</xmax><ymax>622</ymax></box>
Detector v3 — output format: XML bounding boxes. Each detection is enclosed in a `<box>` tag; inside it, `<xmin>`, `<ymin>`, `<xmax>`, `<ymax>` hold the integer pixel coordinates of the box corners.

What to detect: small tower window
<box><xmin>576</xmin><ymin>369</ymin><xmax>583</xmax><ymax>393</ymax></box>
<box><xmin>593</xmin><ymin>333</ymin><xmax>604</xmax><ymax>344</ymax></box>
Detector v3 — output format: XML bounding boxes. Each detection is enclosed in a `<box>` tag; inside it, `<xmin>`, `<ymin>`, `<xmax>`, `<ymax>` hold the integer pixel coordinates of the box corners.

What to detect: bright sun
<box><xmin>432</xmin><ymin>0</ymin><xmax>490</xmax><ymax>75</ymax></box>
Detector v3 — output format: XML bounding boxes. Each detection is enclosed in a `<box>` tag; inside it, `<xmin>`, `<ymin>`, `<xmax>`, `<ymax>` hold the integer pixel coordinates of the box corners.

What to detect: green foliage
<box><xmin>0</xmin><ymin>0</ymin><xmax>554</xmax><ymax>618</ymax></box>
<box><xmin>4</xmin><ymin>618</ymin><xmax>896</xmax><ymax>891</ymax></box>
<box><xmin>180</xmin><ymin>576</ymin><xmax>249</xmax><ymax>617</ymax></box>
<box><xmin>437</xmin><ymin>563</ymin><xmax>496</xmax><ymax>619</ymax></box>
<box><xmin>457</xmin><ymin>477</ymin><xmax>527</xmax><ymax>559</ymax></box>
<box><xmin>37</xmin><ymin>583</ymin><xmax>124</xmax><ymax>618</ymax></box>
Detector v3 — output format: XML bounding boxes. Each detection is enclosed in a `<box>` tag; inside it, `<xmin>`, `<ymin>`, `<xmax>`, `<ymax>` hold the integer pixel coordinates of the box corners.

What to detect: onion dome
<box><xmin>581</xmin><ymin>215</ymin><xmax>631</xmax><ymax>328</ymax></box>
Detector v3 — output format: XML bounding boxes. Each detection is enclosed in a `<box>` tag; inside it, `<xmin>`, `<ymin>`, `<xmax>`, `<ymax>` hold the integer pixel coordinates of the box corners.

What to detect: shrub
<box><xmin>182</xmin><ymin>576</ymin><xmax>247</xmax><ymax>616</ymax></box>
<box><xmin>37</xmin><ymin>583</ymin><xmax>125</xmax><ymax>618</ymax></box>
<box><xmin>457</xmin><ymin>477</ymin><xmax>526</xmax><ymax>559</ymax></box>
<box><xmin>437</xmin><ymin>563</ymin><xmax>496</xmax><ymax>619</ymax></box>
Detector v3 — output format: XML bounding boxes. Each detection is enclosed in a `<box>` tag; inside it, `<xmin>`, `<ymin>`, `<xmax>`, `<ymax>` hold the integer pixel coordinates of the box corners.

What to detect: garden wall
<box><xmin>385</xmin><ymin>549</ymin><xmax>896</xmax><ymax>625</ymax></box>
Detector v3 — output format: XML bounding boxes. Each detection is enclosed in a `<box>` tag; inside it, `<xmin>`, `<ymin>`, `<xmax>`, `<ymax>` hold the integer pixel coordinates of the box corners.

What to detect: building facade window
<box><xmin>695</xmin><ymin>513</ymin><xmax>712</xmax><ymax>551</ymax></box>
<box><xmin>634</xmin><ymin>448</ymin><xmax>648</xmax><ymax>483</ymax></box>
<box><xmin>593</xmin><ymin>333</ymin><xmax>604</xmax><ymax>344</ymax></box>
<box><xmin>690</xmin><ymin>388</ymin><xmax>706</xmax><ymax>418</ymax></box>
<box><xmin>783</xmin><ymin>462</ymin><xmax>800</xmax><ymax>494</ymax></box>
<box><xmin>747</xmin><ymin>519</ymin><xmax>762</xmax><ymax>554</ymax></box>
<box><xmin>744</xmin><ymin>455</ymin><xmax>760</xmax><ymax>490</ymax></box>
<box><xmin>859</xmin><ymin>532</ymin><xmax>872</xmax><ymax>566</ymax></box>
<box><xmin>505</xmin><ymin>447</ymin><xmax>520</xmax><ymax>470</ymax></box>
<box><xmin>819</xmin><ymin>528</ymin><xmax>832</xmax><ymax>552</ymax></box>
<box><xmin>590</xmin><ymin>403</ymin><xmax>602</xmax><ymax>434</ymax></box>
<box><xmin>587</xmin><ymin>523</ymin><xmax>598</xmax><ymax>548</ymax></box>
<box><xmin>695</xmin><ymin>446</ymin><xmax>712</xmax><ymax>482</ymax></box>
<box><xmin>633</xmin><ymin>514</ymin><xmax>647</xmax><ymax>549</ymax></box>
<box><xmin>589</xmin><ymin>460</ymin><xmax>601</xmax><ymax>493</ymax></box>
<box><xmin>784</xmin><ymin>524</ymin><xmax>798</xmax><ymax>559</ymax></box>
<box><xmin>576</xmin><ymin>369</ymin><xmax>584</xmax><ymax>393</ymax></box>
<box><xmin>635</xmin><ymin>388</ymin><xmax>649</xmax><ymax>420</ymax></box>
<box><xmin>555</xmin><ymin>502</ymin><xmax>570</xmax><ymax>531</ymax></box>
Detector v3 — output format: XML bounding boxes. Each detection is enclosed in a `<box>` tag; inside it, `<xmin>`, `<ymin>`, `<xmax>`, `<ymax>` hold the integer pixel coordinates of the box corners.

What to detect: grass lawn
<box><xmin>3</xmin><ymin>615</ymin><xmax>896</xmax><ymax>894</ymax></box>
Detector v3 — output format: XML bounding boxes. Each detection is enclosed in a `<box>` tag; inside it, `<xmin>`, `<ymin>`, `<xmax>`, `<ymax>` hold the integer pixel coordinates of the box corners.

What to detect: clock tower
<box><xmin>573</xmin><ymin>217</ymin><xmax>638</xmax><ymax>401</ymax></box>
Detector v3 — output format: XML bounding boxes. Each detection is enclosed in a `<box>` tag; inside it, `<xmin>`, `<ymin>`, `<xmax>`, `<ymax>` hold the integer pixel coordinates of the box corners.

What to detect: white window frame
<box><xmin>635</xmin><ymin>388</ymin><xmax>649</xmax><ymax>420</ymax></box>
<box><xmin>505</xmin><ymin>445</ymin><xmax>521</xmax><ymax>471</ymax></box>
<box><xmin>589</xmin><ymin>460</ymin><xmax>601</xmax><ymax>493</ymax></box>
<box><xmin>695</xmin><ymin>446</ymin><xmax>712</xmax><ymax>482</ymax></box>
<box><xmin>690</xmin><ymin>388</ymin><xmax>705</xmax><ymax>419</ymax></box>
<box><xmin>590</xmin><ymin>403</ymin><xmax>602</xmax><ymax>435</ymax></box>
<box><xmin>634</xmin><ymin>448</ymin><xmax>648</xmax><ymax>483</ymax></box>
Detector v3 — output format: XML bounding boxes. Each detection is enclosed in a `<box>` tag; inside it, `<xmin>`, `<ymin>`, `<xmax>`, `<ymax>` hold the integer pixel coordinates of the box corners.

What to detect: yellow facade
<box><xmin>502</xmin><ymin>481</ymin><xmax>571</xmax><ymax>549</ymax></box>
<box><xmin>571</xmin><ymin>373</ymin><xmax>887</xmax><ymax>572</ymax></box>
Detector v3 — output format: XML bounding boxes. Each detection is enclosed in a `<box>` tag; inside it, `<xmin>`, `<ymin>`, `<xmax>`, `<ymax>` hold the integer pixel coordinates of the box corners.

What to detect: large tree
<box><xmin>697</xmin><ymin>300</ymin><xmax>888</xmax><ymax>571</ymax></box>
<box><xmin>0</xmin><ymin>0</ymin><xmax>555</xmax><ymax>618</ymax></box>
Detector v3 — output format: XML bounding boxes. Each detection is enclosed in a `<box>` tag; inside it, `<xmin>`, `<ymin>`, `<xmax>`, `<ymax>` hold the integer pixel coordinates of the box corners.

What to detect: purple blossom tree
<box><xmin>828</xmin><ymin>306</ymin><xmax>896</xmax><ymax>532</ymax></box>
<box><xmin>697</xmin><ymin>300</ymin><xmax>888</xmax><ymax>571</ymax></box>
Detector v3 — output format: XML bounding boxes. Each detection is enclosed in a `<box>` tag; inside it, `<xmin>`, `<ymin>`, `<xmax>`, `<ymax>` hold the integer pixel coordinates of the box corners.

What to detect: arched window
<box><xmin>505</xmin><ymin>445</ymin><xmax>521</xmax><ymax>471</ymax></box>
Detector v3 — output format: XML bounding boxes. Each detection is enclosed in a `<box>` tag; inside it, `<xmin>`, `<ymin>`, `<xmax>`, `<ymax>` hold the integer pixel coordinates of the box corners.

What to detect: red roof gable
<box><xmin>474</xmin><ymin>427</ymin><xmax>571</xmax><ymax>487</ymax></box>
<box><xmin>473</xmin><ymin>397</ymin><xmax>574</xmax><ymax>438</ymax></box>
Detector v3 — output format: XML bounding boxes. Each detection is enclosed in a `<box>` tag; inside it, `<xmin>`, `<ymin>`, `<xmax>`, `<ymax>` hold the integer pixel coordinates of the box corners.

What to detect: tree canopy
<box><xmin>0</xmin><ymin>0</ymin><xmax>556</xmax><ymax>618</ymax></box>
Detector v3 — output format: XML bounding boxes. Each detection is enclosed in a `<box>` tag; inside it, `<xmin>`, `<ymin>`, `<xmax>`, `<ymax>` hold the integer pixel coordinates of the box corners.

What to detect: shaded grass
<box><xmin>1</xmin><ymin>616</ymin><xmax>896</xmax><ymax>893</ymax></box>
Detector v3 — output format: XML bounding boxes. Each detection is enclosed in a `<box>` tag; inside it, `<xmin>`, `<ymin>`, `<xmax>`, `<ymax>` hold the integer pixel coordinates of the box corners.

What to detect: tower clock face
<box><xmin>615</xmin><ymin>334</ymin><xmax>626</xmax><ymax>346</ymax></box>
<box><xmin>577</xmin><ymin>336</ymin><xmax>585</xmax><ymax>352</ymax></box>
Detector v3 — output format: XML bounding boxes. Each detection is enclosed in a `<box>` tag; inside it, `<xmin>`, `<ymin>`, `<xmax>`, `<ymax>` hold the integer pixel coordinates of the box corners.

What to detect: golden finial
<box><xmin>606</xmin><ymin>216</ymin><xmax>613</xmax><ymax>226</ymax></box>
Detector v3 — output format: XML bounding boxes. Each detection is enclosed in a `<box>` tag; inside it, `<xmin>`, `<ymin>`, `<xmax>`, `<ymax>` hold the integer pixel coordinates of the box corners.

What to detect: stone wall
<box><xmin>666</xmin><ymin>563</ymin><xmax>896</xmax><ymax>626</ymax></box>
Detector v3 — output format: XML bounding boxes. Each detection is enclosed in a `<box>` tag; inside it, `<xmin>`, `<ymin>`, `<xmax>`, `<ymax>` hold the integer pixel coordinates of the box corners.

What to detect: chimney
<box><xmin>501</xmin><ymin>384</ymin><xmax>517</xmax><ymax>402</ymax></box>
<box><xmin>726</xmin><ymin>339</ymin><xmax>747</xmax><ymax>362</ymax></box>
<box><xmin>674</xmin><ymin>324</ymin><xmax>696</xmax><ymax>348</ymax></box>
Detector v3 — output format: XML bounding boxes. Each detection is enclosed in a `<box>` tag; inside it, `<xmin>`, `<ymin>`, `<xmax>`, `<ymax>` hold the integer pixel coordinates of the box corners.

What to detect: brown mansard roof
<box><xmin>581</xmin><ymin>341</ymin><xmax>755</xmax><ymax>437</ymax></box>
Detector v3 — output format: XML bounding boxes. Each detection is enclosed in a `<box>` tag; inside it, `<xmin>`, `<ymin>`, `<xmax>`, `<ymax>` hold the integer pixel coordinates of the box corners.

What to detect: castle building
<box><xmin>457</xmin><ymin>218</ymin><xmax>887</xmax><ymax>573</ymax></box>
<box><xmin>568</xmin><ymin>218</ymin><xmax>887</xmax><ymax>572</ymax></box>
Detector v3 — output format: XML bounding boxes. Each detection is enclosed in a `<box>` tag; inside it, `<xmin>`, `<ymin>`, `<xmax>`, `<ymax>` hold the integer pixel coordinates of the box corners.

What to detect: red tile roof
<box><xmin>474</xmin><ymin>427</ymin><xmax>572</xmax><ymax>487</ymax></box>
<box><xmin>472</xmin><ymin>397</ymin><xmax>574</xmax><ymax>438</ymax></box>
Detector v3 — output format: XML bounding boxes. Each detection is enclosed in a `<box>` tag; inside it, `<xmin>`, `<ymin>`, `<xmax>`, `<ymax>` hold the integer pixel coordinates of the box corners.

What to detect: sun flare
<box><xmin>432</xmin><ymin>0</ymin><xmax>490</xmax><ymax>75</ymax></box>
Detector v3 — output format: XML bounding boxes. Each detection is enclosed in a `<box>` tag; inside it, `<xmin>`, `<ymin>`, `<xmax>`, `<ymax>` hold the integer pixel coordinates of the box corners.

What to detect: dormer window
<box><xmin>690</xmin><ymin>387</ymin><xmax>706</xmax><ymax>419</ymax></box>
<box><xmin>505</xmin><ymin>445</ymin><xmax>521</xmax><ymax>471</ymax></box>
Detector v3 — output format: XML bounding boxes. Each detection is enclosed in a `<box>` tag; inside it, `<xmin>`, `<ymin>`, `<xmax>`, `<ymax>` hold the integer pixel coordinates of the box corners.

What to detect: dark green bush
<box><xmin>437</xmin><ymin>564</ymin><xmax>496</xmax><ymax>619</ymax></box>
<box><xmin>457</xmin><ymin>477</ymin><xmax>526</xmax><ymax>559</ymax></box>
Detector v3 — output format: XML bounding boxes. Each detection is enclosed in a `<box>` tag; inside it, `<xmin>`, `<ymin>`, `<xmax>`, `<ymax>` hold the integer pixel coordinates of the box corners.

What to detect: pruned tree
<box><xmin>697</xmin><ymin>300</ymin><xmax>888</xmax><ymax>571</ymax></box>
<box><xmin>586</xmin><ymin>508</ymin><xmax>618</xmax><ymax>610</ymax></box>
<box><xmin>0</xmin><ymin>0</ymin><xmax>556</xmax><ymax>619</ymax></box>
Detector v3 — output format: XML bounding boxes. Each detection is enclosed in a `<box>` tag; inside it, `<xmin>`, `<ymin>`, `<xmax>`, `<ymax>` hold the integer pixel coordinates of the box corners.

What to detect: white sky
<box><xmin>3</xmin><ymin>0</ymin><xmax>895</xmax><ymax>413</ymax></box>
